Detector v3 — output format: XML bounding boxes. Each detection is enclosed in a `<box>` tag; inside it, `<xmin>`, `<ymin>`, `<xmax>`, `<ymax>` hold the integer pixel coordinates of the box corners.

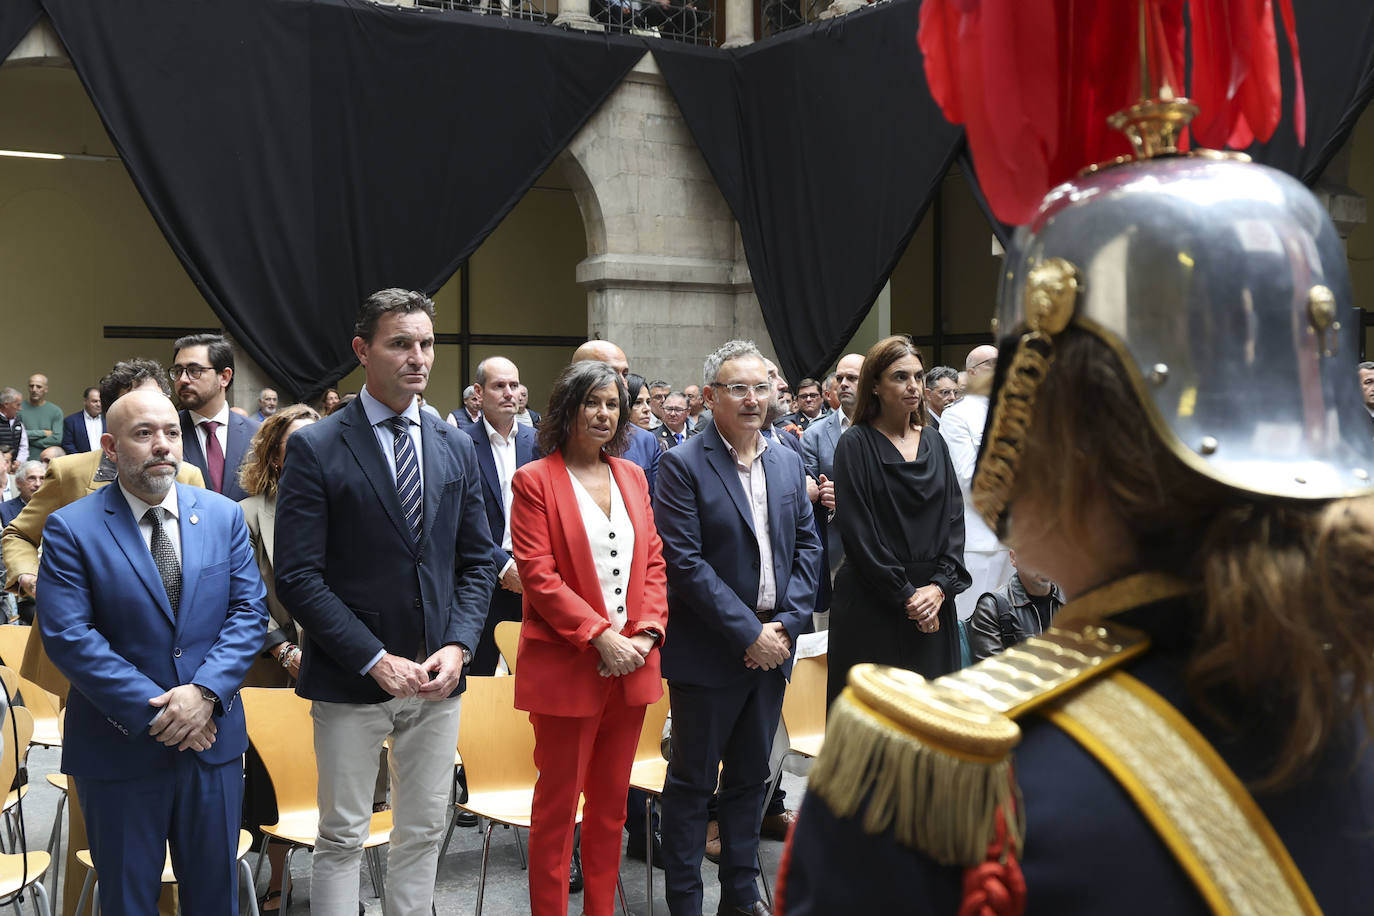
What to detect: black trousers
<box><xmin>471</xmin><ymin>585</ymin><xmax>522</xmax><ymax>676</ymax></box>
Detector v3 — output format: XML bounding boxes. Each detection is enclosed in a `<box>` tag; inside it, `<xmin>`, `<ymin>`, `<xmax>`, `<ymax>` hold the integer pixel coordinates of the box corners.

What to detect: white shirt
<box><xmin>515</xmin><ymin>411</ymin><xmax>535</xmax><ymax>428</ymax></box>
<box><xmin>567</xmin><ymin>467</ymin><xmax>635</xmax><ymax>631</ymax></box>
<box><xmin>119</xmin><ymin>480</ymin><xmax>182</xmax><ymax>563</ymax></box>
<box><xmin>482</xmin><ymin>417</ymin><xmax>517</xmax><ymax>555</ymax></box>
<box><xmin>192</xmin><ymin>403</ymin><xmax>230</xmax><ymax>459</ymax></box>
<box><xmin>725</xmin><ymin>431</ymin><xmax>775</xmax><ymax>613</ymax></box>
<box><xmin>83</xmin><ymin>411</ymin><xmax>104</xmax><ymax>452</ymax></box>
<box><xmin>360</xmin><ymin>387</ymin><xmax>425</xmax><ymax>488</ymax></box>
<box><xmin>939</xmin><ymin>393</ymin><xmax>1002</xmax><ymax>552</ymax></box>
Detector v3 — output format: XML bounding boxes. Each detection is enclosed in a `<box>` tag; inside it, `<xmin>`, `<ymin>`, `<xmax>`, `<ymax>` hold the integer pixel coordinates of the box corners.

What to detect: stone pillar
<box><xmin>721</xmin><ymin>0</ymin><xmax>753</xmax><ymax>48</ymax></box>
<box><xmin>553</xmin><ymin>0</ymin><xmax>603</xmax><ymax>32</ymax></box>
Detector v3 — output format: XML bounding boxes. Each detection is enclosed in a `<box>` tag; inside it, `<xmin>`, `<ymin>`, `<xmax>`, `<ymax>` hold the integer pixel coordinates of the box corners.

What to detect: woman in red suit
<box><xmin>511</xmin><ymin>359</ymin><xmax>669</xmax><ymax>916</ymax></box>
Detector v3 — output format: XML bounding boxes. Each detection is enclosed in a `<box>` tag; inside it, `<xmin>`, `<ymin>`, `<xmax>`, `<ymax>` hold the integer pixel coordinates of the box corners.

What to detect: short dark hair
<box><xmin>648</xmin><ymin>379</ymin><xmax>671</xmax><ymax>392</ymax></box>
<box><xmin>626</xmin><ymin>373</ymin><xmax>648</xmax><ymax>404</ymax></box>
<box><xmin>172</xmin><ymin>333</ymin><xmax>235</xmax><ymax>374</ymax></box>
<box><xmin>925</xmin><ymin>365</ymin><xmax>959</xmax><ymax>387</ymax></box>
<box><xmin>537</xmin><ymin>361</ymin><xmax>631</xmax><ymax>459</ymax></box>
<box><xmin>82</xmin><ymin>386</ymin><xmax>100</xmax><ymax>400</ymax></box>
<box><xmin>796</xmin><ymin>377</ymin><xmax>821</xmax><ymax>393</ymax></box>
<box><xmin>1360</xmin><ymin>361</ymin><xmax>1374</xmax><ymax>372</ymax></box>
<box><xmin>99</xmin><ymin>359</ymin><xmax>172</xmax><ymax>410</ymax></box>
<box><xmin>354</xmin><ymin>288</ymin><xmax>436</xmax><ymax>342</ymax></box>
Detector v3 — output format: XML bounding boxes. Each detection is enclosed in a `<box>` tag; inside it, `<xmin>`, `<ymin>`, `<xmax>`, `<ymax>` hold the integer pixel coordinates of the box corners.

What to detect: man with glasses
<box><xmin>647</xmin><ymin>379</ymin><xmax>671</xmax><ymax>430</ymax></box>
<box><xmin>655</xmin><ymin>391</ymin><xmax>697</xmax><ymax>449</ymax></box>
<box><xmin>937</xmin><ymin>344</ymin><xmax>1011</xmax><ymax>622</ymax></box>
<box><xmin>684</xmin><ymin>384</ymin><xmax>711</xmax><ymax>432</ymax></box>
<box><xmin>654</xmin><ymin>340</ymin><xmax>822</xmax><ymax>916</ymax></box>
<box><xmin>775</xmin><ymin>377</ymin><xmax>824</xmax><ymax>433</ymax></box>
<box><xmin>171</xmin><ymin>334</ymin><xmax>259</xmax><ymax>502</ymax></box>
<box><xmin>922</xmin><ymin>366</ymin><xmax>961</xmax><ymax>430</ymax></box>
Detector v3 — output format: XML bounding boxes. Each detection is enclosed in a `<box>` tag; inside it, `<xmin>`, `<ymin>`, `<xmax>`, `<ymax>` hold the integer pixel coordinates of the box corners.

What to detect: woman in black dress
<box><xmin>827</xmin><ymin>335</ymin><xmax>969</xmax><ymax>705</ymax></box>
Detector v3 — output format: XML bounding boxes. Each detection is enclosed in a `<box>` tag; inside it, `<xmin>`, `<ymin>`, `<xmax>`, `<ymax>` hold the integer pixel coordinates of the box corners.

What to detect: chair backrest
<box><xmin>241</xmin><ymin>687</ymin><xmax>319</xmax><ymax>818</ymax></box>
<box><xmin>0</xmin><ymin>705</ymin><xmax>35</xmax><ymax>792</ymax></box>
<box><xmin>0</xmin><ymin>666</ymin><xmax>17</xmax><ymax>704</ymax></box>
<box><xmin>16</xmin><ymin>675</ymin><xmax>60</xmax><ymax>722</ymax></box>
<box><xmin>781</xmin><ymin>655</ymin><xmax>827</xmax><ymax>748</ymax></box>
<box><xmin>493</xmin><ymin>620</ymin><xmax>521</xmax><ymax>674</ymax></box>
<box><xmin>633</xmin><ymin>683</ymin><xmax>671</xmax><ymax>764</ymax></box>
<box><xmin>456</xmin><ymin>676</ymin><xmax>539</xmax><ymax>795</ymax></box>
<box><xmin>0</xmin><ymin>626</ymin><xmax>31</xmax><ymax>672</ymax></box>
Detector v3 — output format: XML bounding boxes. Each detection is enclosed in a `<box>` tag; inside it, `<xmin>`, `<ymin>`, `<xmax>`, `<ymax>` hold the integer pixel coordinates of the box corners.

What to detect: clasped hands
<box><xmin>743</xmin><ymin>621</ymin><xmax>791</xmax><ymax>671</ymax></box>
<box><xmin>369</xmin><ymin>644</ymin><xmax>466</xmax><ymax>700</ymax></box>
<box><xmin>148</xmin><ymin>684</ymin><xmax>216</xmax><ymax>752</ymax></box>
<box><xmin>905</xmin><ymin>584</ymin><xmax>944</xmax><ymax>633</ymax></box>
<box><xmin>595</xmin><ymin>629</ymin><xmax>656</xmax><ymax>677</ymax></box>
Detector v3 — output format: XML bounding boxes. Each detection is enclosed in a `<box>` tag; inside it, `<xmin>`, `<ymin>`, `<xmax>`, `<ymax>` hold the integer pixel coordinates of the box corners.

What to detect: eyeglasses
<box><xmin>168</xmin><ymin>365</ymin><xmax>213</xmax><ymax>381</ymax></box>
<box><xmin>798</xmin><ymin>392</ymin><xmax>821</xmax><ymax>400</ymax></box>
<box><xmin>650</xmin><ymin>393</ymin><xmax>668</xmax><ymax>402</ymax></box>
<box><xmin>663</xmin><ymin>406</ymin><xmax>688</xmax><ymax>414</ymax></box>
<box><xmin>714</xmin><ymin>383</ymin><xmax>772</xmax><ymax>400</ymax></box>
<box><xmin>931</xmin><ymin>388</ymin><xmax>959</xmax><ymax>400</ymax></box>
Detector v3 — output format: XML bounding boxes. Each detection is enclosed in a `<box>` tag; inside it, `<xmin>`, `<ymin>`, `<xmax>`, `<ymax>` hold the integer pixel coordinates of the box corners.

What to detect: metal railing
<box><xmin>414</xmin><ymin>0</ymin><xmax>716</xmax><ymax>44</ymax></box>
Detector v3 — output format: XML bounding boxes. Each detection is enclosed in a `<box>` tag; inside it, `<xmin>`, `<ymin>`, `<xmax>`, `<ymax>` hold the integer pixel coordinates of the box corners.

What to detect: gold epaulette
<box><xmin>807</xmin><ymin>573</ymin><xmax>1190</xmax><ymax>867</ymax></box>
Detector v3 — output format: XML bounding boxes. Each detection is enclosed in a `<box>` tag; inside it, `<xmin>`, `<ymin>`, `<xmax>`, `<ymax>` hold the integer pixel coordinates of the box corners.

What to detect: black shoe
<box><xmin>454</xmin><ymin>810</ymin><xmax>479</xmax><ymax>828</ymax></box>
<box><xmin>718</xmin><ymin>903</ymin><xmax>771</xmax><ymax>916</ymax></box>
<box><xmin>624</xmin><ymin>833</ymin><xmax>665</xmax><ymax>869</ymax></box>
<box><xmin>569</xmin><ymin>845</ymin><xmax>584</xmax><ymax>892</ymax></box>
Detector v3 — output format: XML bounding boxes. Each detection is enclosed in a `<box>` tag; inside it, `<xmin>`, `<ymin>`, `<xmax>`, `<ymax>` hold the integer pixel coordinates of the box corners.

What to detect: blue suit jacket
<box><xmin>37</xmin><ymin>482</ymin><xmax>268</xmax><ymax>780</ymax></box>
<box><xmin>0</xmin><ymin>496</ymin><xmax>24</xmax><ymax>529</ymax></box>
<box><xmin>274</xmin><ymin>396</ymin><xmax>499</xmax><ymax>704</ymax></box>
<box><xmin>623</xmin><ymin>424</ymin><xmax>661</xmax><ymax>496</ymax></box>
<box><xmin>801</xmin><ymin>410</ymin><xmax>847</xmax><ymax>572</ymax></box>
<box><xmin>61</xmin><ymin>411</ymin><xmax>104</xmax><ymax>454</ymax></box>
<box><xmin>459</xmin><ymin>420</ymin><xmax>538</xmax><ymax>570</ymax></box>
<box><xmin>653</xmin><ymin>423</ymin><xmax>822</xmax><ymax>687</ymax></box>
<box><xmin>179</xmin><ymin>409</ymin><xmax>259</xmax><ymax>503</ymax></box>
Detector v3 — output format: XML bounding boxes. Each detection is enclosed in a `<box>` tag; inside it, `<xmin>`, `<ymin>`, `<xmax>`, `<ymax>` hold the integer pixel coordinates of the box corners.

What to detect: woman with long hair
<box><xmin>511</xmin><ymin>360</ymin><xmax>669</xmax><ymax>916</ymax></box>
<box><xmin>825</xmin><ymin>335</ymin><xmax>969</xmax><ymax>705</ymax></box>
<box><xmin>625</xmin><ymin>372</ymin><xmax>655</xmax><ymax>431</ymax></box>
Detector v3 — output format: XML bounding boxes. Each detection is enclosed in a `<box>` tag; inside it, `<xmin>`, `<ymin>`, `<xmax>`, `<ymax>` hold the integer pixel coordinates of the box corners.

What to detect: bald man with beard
<box><xmin>935</xmin><ymin>344</ymin><xmax>1011</xmax><ymax>622</ymax></box>
<box><xmin>571</xmin><ymin>340</ymin><xmax>661</xmax><ymax>495</ymax></box>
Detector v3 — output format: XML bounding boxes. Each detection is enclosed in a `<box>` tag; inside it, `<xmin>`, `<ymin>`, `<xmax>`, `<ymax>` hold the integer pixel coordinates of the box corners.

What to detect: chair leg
<box><xmin>438</xmin><ymin>805</ymin><xmax>460</xmax><ymax>861</ymax></box>
<box><xmin>282</xmin><ymin>846</ymin><xmax>297</xmax><ymax>913</ymax></box>
<box><xmin>757</xmin><ymin>847</ymin><xmax>772</xmax><ymax>908</ymax></box>
<box><xmin>73</xmin><ymin>870</ymin><xmax>95</xmax><ymax>916</ymax></box>
<box><xmin>29</xmin><ymin>881</ymin><xmax>52</xmax><ymax>916</ymax></box>
<box><xmin>616</xmin><ymin>874</ymin><xmax>630</xmax><ymax>916</ymax></box>
<box><xmin>240</xmin><ymin>857</ymin><xmax>261</xmax><ymax>916</ymax></box>
<box><xmin>513</xmin><ymin>826</ymin><xmax>527</xmax><ymax>870</ymax></box>
<box><xmin>645</xmin><ymin>795</ymin><xmax>655</xmax><ymax>916</ymax></box>
<box><xmin>365</xmin><ymin>846</ymin><xmax>383</xmax><ymax>901</ymax></box>
<box><xmin>474</xmin><ymin>820</ymin><xmax>495</xmax><ymax>916</ymax></box>
<box><xmin>44</xmin><ymin>793</ymin><xmax>65</xmax><ymax>900</ymax></box>
<box><xmin>251</xmin><ymin>836</ymin><xmax>270</xmax><ymax>892</ymax></box>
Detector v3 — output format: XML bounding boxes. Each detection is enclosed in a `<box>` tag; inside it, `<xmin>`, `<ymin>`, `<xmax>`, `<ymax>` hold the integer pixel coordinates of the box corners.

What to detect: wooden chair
<box><xmin>15</xmin><ymin>677</ymin><xmax>61</xmax><ymax>750</ymax></box>
<box><xmin>780</xmin><ymin>654</ymin><xmax>827</xmax><ymax>760</ymax></box>
<box><xmin>241</xmin><ymin>687</ymin><xmax>392</xmax><ymax>910</ymax></box>
<box><xmin>0</xmin><ymin>666</ymin><xmax>17</xmax><ymax>702</ymax></box>
<box><xmin>0</xmin><ymin>705</ymin><xmax>53</xmax><ymax>916</ymax></box>
<box><xmin>626</xmin><ymin>687</ymin><xmax>671</xmax><ymax>914</ymax></box>
<box><xmin>493</xmin><ymin>620</ymin><xmax>521</xmax><ymax>674</ymax></box>
<box><xmin>73</xmin><ymin>829</ymin><xmax>260</xmax><ymax>916</ymax></box>
<box><xmin>0</xmin><ymin>627</ymin><xmax>30</xmax><ymax>673</ymax></box>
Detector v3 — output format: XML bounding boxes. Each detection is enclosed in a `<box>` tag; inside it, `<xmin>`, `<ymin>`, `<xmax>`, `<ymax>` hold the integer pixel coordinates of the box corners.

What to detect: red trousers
<box><xmin>528</xmin><ymin>678</ymin><xmax>647</xmax><ymax>916</ymax></box>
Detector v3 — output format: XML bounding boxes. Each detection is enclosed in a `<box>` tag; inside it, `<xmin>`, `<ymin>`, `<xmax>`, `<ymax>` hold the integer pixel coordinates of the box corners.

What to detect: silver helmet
<box><xmin>975</xmin><ymin>152</ymin><xmax>1374</xmax><ymax>530</ymax></box>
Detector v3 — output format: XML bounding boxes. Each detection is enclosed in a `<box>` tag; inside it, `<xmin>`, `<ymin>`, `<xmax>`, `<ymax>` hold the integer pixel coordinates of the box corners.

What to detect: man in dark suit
<box><xmin>655</xmin><ymin>391</ymin><xmax>698</xmax><ymax>449</ymax></box>
<box><xmin>60</xmin><ymin>387</ymin><xmax>105</xmax><ymax>454</ymax></box>
<box><xmin>275</xmin><ymin>289</ymin><xmax>498</xmax><ymax>915</ymax></box>
<box><xmin>801</xmin><ymin>352</ymin><xmax>862</xmax><ymax>577</ymax></box>
<box><xmin>515</xmin><ymin>384</ymin><xmax>541</xmax><ymax>428</ymax></box>
<box><xmin>459</xmin><ymin>355</ymin><xmax>538</xmax><ymax>675</ymax></box>
<box><xmin>37</xmin><ymin>388</ymin><xmax>267</xmax><ymax>914</ymax></box>
<box><xmin>447</xmin><ymin>385</ymin><xmax>483</xmax><ymax>429</ymax></box>
<box><xmin>774</xmin><ymin>377</ymin><xmax>824</xmax><ymax>433</ymax></box>
<box><xmin>654</xmin><ymin>340</ymin><xmax>822</xmax><ymax>916</ymax></box>
<box><xmin>0</xmin><ymin>460</ymin><xmax>42</xmax><ymax>529</ymax></box>
<box><xmin>171</xmin><ymin>333</ymin><xmax>259</xmax><ymax>503</ymax></box>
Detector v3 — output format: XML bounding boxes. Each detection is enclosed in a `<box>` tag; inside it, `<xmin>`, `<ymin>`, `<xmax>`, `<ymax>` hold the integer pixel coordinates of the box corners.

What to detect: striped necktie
<box><xmin>387</xmin><ymin>416</ymin><xmax>422</xmax><ymax>543</ymax></box>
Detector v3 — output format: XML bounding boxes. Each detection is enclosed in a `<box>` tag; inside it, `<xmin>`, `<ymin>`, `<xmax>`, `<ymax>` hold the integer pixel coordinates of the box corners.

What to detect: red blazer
<box><xmin>510</xmin><ymin>451</ymin><xmax>668</xmax><ymax>717</ymax></box>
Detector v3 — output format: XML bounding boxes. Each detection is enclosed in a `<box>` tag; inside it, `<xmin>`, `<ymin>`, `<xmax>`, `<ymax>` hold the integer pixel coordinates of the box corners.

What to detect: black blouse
<box><xmin>832</xmin><ymin>423</ymin><xmax>970</xmax><ymax>606</ymax></box>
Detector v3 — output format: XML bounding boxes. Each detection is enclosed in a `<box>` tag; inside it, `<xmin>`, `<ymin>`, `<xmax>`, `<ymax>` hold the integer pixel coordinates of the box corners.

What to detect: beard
<box><xmin>125</xmin><ymin>455</ymin><xmax>179</xmax><ymax>497</ymax></box>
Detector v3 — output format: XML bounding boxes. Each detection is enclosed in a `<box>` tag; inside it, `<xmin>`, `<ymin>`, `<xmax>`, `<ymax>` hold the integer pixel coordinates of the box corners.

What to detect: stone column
<box><xmin>721</xmin><ymin>0</ymin><xmax>753</xmax><ymax>48</ymax></box>
<box><xmin>553</xmin><ymin>0</ymin><xmax>604</xmax><ymax>31</ymax></box>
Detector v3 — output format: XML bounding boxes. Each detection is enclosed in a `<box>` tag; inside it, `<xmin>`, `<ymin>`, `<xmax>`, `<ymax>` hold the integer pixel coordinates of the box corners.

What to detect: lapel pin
<box><xmin>189</xmin><ymin>514</ymin><xmax>199</xmax><ymax>525</ymax></box>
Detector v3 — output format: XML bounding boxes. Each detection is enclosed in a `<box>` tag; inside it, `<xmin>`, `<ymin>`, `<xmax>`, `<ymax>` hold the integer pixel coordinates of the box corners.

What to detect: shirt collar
<box><xmin>483</xmin><ymin>416</ymin><xmax>514</xmax><ymax>446</ymax></box>
<box><xmin>118</xmin><ymin>479</ymin><xmax>179</xmax><ymax>523</ymax></box>
<box><xmin>193</xmin><ymin>403</ymin><xmax>230</xmax><ymax>427</ymax></box>
<box><xmin>724</xmin><ymin>429</ymin><xmax>769</xmax><ymax>465</ymax></box>
<box><xmin>360</xmin><ymin>386</ymin><xmax>421</xmax><ymax>429</ymax></box>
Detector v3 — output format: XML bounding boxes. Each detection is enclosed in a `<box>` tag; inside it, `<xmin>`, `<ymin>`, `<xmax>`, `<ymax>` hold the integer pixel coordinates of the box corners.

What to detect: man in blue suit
<box><xmin>654</xmin><ymin>340</ymin><xmax>822</xmax><ymax>916</ymax></box>
<box><xmin>459</xmin><ymin>355</ymin><xmax>538</xmax><ymax>675</ymax></box>
<box><xmin>37</xmin><ymin>388</ymin><xmax>268</xmax><ymax>914</ymax></box>
<box><xmin>800</xmin><ymin>352</ymin><xmax>862</xmax><ymax>579</ymax></box>
<box><xmin>171</xmin><ymin>333</ymin><xmax>260</xmax><ymax>503</ymax></box>
<box><xmin>60</xmin><ymin>387</ymin><xmax>105</xmax><ymax>454</ymax></box>
<box><xmin>275</xmin><ymin>289</ymin><xmax>498</xmax><ymax>915</ymax></box>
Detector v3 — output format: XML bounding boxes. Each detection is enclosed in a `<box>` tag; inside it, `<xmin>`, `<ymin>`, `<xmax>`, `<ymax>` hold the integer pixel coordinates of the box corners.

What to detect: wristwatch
<box><xmin>642</xmin><ymin>628</ymin><xmax>663</xmax><ymax>643</ymax></box>
<box><xmin>196</xmin><ymin>684</ymin><xmax>220</xmax><ymax>705</ymax></box>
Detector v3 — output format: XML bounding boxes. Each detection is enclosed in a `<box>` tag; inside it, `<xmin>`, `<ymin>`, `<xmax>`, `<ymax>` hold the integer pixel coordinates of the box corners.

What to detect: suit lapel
<box><xmin>259</xmin><ymin>495</ymin><xmax>277</xmax><ymax>562</ymax></box>
<box><xmin>175</xmin><ymin>485</ymin><xmax>204</xmax><ymax>630</ymax></box>
<box><xmin>760</xmin><ymin>445</ymin><xmax>793</xmax><ymax>575</ymax></box>
<box><xmin>516</xmin><ymin>426</ymin><xmax>537</xmax><ymax>467</ymax></box>
<box><xmin>419</xmin><ymin>415</ymin><xmax>451</xmax><ymax>548</ymax></box>
<box><xmin>550</xmin><ymin>452</ymin><xmax>606</xmax><ymax>616</ymax></box>
<box><xmin>702</xmin><ymin>426</ymin><xmax>755</xmax><ymax>535</ymax></box>
<box><xmin>102</xmin><ymin>484</ymin><xmax>176</xmax><ymax>626</ymax></box>
<box><xmin>179</xmin><ymin>412</ymin><xmax>207</xmax><ymax>476</ymax></box>
<box><xmin>472</xmin><ymin>427</ymin><xmax>502</xmax><ymax>509</ymax></box>
<box><xmin>223</xmin><ymin>414</ymin><xmax>248</xmax><ymax>491</ymax></box>
<box><xmin>340</xmin><ymin>404</ymin><xmax>415</xmax><ymax>549</ymax></box>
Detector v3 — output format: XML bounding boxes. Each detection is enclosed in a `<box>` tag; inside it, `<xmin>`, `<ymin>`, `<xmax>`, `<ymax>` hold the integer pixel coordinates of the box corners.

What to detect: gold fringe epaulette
<box><xmin>807</xmin><ymin>574</ymin><xmax>1193</xmax><ymax>867</ymax></box>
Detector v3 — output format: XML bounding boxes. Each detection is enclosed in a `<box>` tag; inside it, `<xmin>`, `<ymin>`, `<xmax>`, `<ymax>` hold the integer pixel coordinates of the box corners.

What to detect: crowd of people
<box><xmin>3</xmin><ymin>284</ymin><xmax>1373</xmax><ymax>916</ymax></box>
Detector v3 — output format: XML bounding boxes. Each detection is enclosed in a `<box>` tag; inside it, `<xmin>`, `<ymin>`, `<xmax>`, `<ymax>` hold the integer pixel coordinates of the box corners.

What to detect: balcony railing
<box><xmin>415</xmin><ymin>0</ymin><xmax>716</xmax><ymax>44</ymax></box>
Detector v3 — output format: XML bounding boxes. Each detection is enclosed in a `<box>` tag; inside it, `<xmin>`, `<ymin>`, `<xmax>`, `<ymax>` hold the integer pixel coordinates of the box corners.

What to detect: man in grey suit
<box><xmin>800</xmin><ymin>352</ymin><xmax>863</xmax><ymax>576</ymax></box>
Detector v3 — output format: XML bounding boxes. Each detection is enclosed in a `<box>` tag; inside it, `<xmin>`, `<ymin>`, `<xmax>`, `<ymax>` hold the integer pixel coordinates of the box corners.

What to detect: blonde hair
<box><xmin>238</xmin><ymin>404</ymin><xmax>320</xmax><ymax>498</ymax></box>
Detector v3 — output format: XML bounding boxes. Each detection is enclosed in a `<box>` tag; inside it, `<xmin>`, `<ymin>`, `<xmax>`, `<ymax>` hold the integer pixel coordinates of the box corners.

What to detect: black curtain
<box><xmin>652</xmin><ymin>0</ymin><xmax>963</xmax><ymax>384</ymax></box>
<box><xmin>1</xmin><ymin>0</ymin><xmax>42</xmax><ymax>63</ymax></box>
<box><xmin>40</xmin><ymin>0</ymin><xmax>644</xmax><ymax>400</ymax></box>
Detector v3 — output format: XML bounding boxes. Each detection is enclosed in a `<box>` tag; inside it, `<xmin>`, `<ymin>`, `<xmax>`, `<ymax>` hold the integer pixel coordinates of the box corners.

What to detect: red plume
<box><xmin>918</xmin><ymin>0</ymin><xmax>1306</xmax><ymax>225</ymax></box>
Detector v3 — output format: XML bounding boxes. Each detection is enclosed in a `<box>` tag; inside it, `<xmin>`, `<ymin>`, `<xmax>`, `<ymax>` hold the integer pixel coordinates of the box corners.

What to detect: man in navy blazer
<box><xmin>653</xmin><ymin>340</ymin><xmax>822</xmax><ymax>916</ymax></box>
<box><xmin>37</xmin><ymin>389</ymin><xmax>268</xmax><ymax>914</ymax></box>
<box><xmin>171</xmin><ymin>333</ymin><xmax>260</xmax><ymax>502</ymax></box>
<box><xmin>275</xmin><ymin>289</ymin><xmax>498</xmax><ymax>915</ymax></box>
<box><xmin>801</xmin><ymin>352</ymin><xmax>862</xmax><ymax>578</ymax></box>
<box><xmin>60</xmin><ymin>387</ymin><xmax>105</xmax><ymax>454</ymax></box>
<box><xmin>459</xmin><ymin>355</ymin><xmax>538</xmax><ymax>675</ymax></box>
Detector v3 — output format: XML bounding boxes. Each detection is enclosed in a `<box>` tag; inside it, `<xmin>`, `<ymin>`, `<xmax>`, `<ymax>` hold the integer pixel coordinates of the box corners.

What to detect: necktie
<box><xmin>388</xmin><ymin>416</ymin><xmax>422</xmax><ymax>543</ymax></box>
<box><xmin>202</xmin><ymin>420</ymin><xmax>224</xmax><ymax>492</ymax></box>
<box><xmin>143</xmin><ymin>507</ymin><xmax>181</xmax><ymax>615</ymax></box>
<box><xmin>675</xmin><ymin>432</ymin><xmax>684</xmax><ymax>446</ymax></box>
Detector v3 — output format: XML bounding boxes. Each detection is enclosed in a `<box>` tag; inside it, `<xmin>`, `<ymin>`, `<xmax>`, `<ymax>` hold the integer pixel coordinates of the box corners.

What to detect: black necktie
<box><xmin>387</xmin><ymin>416</ymin><xmax>422</xmax><ymax>542</ymax></box>
<box><xmin>143</xmin><ymin>507</ymin><xmax>181</xmax><ymax>615</ymax></box>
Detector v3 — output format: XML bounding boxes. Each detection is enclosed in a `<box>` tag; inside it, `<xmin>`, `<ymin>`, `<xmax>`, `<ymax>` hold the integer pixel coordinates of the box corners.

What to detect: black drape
<box><xmin>1</xmin><ymin>0</ymin><xmax>42</xmax><ymax>63</ymax></box>
<box><xmin>40</xmin><ymin>0</ymin><xmax>644</xmax><ymax>400</ymax></box>
<box><xmin>652</xmin><ymin>0</ymin><xmax>962</xmax><ymax>384</ymax></box>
